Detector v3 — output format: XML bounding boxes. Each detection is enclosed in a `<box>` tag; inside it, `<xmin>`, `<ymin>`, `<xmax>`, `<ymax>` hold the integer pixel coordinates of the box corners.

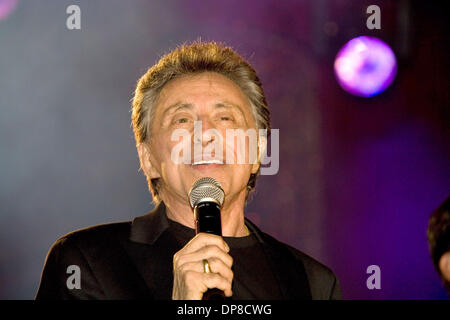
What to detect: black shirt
<box><xmin>167</xmin><ymin>218</ymin><xmax>282</xmax><ymax>299</ymax></box>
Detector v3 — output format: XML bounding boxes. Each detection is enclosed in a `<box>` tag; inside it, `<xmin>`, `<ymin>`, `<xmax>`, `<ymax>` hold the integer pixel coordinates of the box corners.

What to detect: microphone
<box><xmin>188</xmin><ymin>177</ymin><xmax>226</xmax><ymax>300</ymax></box>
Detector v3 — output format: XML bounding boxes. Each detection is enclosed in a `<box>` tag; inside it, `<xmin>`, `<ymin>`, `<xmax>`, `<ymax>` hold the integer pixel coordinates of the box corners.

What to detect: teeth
<box><xmin>192</xmin><ymin>160</ymin><xmax>223</xmax><ymax>166</ymax></box>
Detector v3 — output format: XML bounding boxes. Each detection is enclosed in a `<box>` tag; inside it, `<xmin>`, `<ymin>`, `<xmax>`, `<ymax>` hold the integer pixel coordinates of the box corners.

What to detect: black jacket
<box><xmin>36</xmin><ymin>202</ymin><xmax>341</xmax><ymax>300</ymax></box>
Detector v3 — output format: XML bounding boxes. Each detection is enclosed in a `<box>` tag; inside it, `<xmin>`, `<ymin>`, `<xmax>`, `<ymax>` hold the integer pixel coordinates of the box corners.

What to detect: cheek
<box><xmin>149</xmin><ymin>134</ymin><xmax>174</xmax><ymax>168</ymax></box>
<box><xmin>224</xmin><ymin>163</ymin><xmax>252</xmax><ymax>184</ymax></box>
<box><xmin>218</xmin><ymin>165</ymin><xmax>252</xmax><ymax>198</ymax></box>
<box><xmin>166</xmin><ymin>133</ymin><xmax>193</xmax><ymax>165</ymax></box>
<box><xmin>153</xmin><ymin>136</ymin><xmax>192</xmax><ymax>183</ymax></box>
<box><xmin>223</xmin><ymin>134</ymin><xmax>257</xmax><ymax>164</ymax></box>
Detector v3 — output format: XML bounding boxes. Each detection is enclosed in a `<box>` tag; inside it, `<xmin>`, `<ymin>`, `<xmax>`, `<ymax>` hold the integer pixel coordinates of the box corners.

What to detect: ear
<box><xmin>137</xmin><ymin>143</ymin><xmax>161</xmax><ymax>179</ymax></box>
<box><xmin>251</xmin><ymin>134</ymin><xmax>267</xmax><ymax>174</ymax></box>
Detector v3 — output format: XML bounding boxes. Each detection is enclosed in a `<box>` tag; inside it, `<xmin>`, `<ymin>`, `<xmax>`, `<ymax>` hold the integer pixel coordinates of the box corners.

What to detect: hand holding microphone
<box><xmin>172</xmin><ymin>177</ymin><xmax>234</xmax><ymax>300</ymax></box>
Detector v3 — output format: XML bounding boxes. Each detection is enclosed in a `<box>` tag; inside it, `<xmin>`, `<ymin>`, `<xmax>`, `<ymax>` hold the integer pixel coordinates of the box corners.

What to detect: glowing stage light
<box><xmin>334</xmin><ymin>36</ymin><xmax>397</xmax><ymax>97</ymax></box>
<box><xmin>0</xmin><ymin>0</ymin><xmax>18</xmax><ymax>21</ymax></box>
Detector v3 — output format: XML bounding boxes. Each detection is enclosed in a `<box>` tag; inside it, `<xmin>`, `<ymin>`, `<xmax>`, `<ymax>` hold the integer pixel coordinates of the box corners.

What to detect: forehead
<box><xmin>155</xmin><ymin>72</ymin><xmax>252</xmax><ymax>113</ymax></box>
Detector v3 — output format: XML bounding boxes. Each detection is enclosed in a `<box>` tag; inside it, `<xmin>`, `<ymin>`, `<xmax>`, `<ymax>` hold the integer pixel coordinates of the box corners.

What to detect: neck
<box><xmin>161</xmin><ymin>188</ymin><xmax>249</xmax><ymax>237</ymax></box>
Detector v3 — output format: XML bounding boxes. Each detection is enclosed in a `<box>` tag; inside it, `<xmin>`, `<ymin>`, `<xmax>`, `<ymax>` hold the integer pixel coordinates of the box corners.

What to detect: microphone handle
<box><xmin>195</xmin><ymin>201</ymin><xmax>222</xmax><ymax>235</ymax></box>
<box><xmin>194</xmin><ymin>201</ymin><xmax>226</xmax><ymax>300</ymax></box>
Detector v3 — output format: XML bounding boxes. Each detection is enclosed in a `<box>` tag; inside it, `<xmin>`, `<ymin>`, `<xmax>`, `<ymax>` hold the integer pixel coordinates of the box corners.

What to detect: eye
<box><xmin>172</xmin><ymin>115</ymin><xmax>192</xmax><ymax>125</ymax></box>
<box><xmin>176</xmin><ymin>118</ymin><xmax>189</xmax><ymax>124</ymax></box>
<box><xmin>219</xmin><ymin>115</ymin><xmax>234</xmax><ymax>121</ymax></box>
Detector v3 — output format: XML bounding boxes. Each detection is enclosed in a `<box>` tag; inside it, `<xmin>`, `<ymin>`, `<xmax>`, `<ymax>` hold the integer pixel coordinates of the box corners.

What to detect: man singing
<box><xmin>36</xmin><ymin>41</ymin><xmax>341</xmax><ymax>300</ymax></box>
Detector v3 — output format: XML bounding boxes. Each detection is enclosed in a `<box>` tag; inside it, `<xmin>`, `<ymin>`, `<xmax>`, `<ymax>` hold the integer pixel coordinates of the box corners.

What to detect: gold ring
<box><xmin>202</xmin><ymin>259</ymin><xmax>211</xmax><ymax>273</ymax></box>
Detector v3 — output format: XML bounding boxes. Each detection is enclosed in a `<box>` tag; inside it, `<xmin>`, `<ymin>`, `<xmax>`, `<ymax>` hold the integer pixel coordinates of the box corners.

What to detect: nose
<box><xmin>193</xmin><ymin>117</ymin><xmax>217</xmax><ymax>146</ymax></box>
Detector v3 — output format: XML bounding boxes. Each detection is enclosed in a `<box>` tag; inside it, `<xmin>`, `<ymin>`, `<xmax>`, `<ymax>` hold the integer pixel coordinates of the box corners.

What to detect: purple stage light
<box><xmin>0</xmin><ymin>0</ymin><xmax>18</xmax><ymax>21</ymax></box>
<box><xmin>334</xmin><ymin>36</ymin><xmax>397</xmax><ymax>97</ymax></box>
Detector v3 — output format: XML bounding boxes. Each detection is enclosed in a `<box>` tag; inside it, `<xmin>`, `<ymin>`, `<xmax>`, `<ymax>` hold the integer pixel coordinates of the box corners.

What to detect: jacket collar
<box><xmin>129</xmin><ymin>201</ymin><xmax>262</xmax><ymax>245</ymax></box>
<box><xmin>129</xmin><ymin>201</ymin><xmax>170</xmax><ymax>245</ymax></box>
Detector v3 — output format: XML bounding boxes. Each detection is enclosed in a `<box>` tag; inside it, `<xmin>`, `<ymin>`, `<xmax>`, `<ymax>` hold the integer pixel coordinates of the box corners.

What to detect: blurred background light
<box><xmin>334</xmin><ymin>36</ymin><xmax>397</xmax><ymax>97</ymax></box>
<box><xmin>0</xmin><ymin>0</ymin><xmax>18</xmax><ymax>21</ymax></box>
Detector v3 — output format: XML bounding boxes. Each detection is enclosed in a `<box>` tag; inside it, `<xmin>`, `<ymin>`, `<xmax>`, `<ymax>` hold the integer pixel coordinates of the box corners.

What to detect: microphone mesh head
<box><xmin>189</xmin><ymin>177</ymin><xmax>225</xmax><ymax>208</ymax></box>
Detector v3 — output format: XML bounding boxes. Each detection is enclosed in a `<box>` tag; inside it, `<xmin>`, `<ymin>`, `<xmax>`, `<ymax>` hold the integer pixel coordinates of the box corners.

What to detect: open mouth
<box><xmin>190</xmin><ymin>159</ymin><xmax>224</xmax><ymax>170</ymax></box>
<box><xmin>192</xmin><ymin>159</ymin><xmax>224</xmax><ymax>166</ymax></box>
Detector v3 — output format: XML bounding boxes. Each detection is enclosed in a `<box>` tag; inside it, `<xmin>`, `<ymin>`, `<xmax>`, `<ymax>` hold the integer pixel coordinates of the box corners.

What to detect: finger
<box><xmin>180</xmin><ymin>245</ymin><xmax>233</xmax><ymax>268</ymax></box>
<box><xmin>183</xmin><ymin>270</ymin><xmax>233</xmax><ymax>299</ymax></box>
<box><xmin>175</xmin><ymin>244</ymin><xmax>233</xmax><ymax>271</ymax></box>
<box><xmin>201</xmin><ymin>272</ymin><xmax>233</xmax><ymax>297</ymax></box>
<box><xmin>179</xmin><ymin>258</ymin><xmax>234</xmax><ymax>283</ymax></box>
<box><xmin>182</xmin><ymin>233</ymin><xmax>230</xmax><ymax>255</ymax></box>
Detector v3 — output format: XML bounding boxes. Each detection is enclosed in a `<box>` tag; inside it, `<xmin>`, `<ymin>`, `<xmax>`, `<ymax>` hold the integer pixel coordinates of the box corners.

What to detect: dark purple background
<box><xmin>0</xmin><ymin>0</ymin><xmax>448</xmax><ymax>299</ymax></box>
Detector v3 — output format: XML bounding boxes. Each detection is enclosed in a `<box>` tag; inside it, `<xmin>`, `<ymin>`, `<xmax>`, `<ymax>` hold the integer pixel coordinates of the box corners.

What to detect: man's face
<box><xmin>139</xmin><ymin>72</ymin><xmax>261</xmax><ymax>207</ymax></box>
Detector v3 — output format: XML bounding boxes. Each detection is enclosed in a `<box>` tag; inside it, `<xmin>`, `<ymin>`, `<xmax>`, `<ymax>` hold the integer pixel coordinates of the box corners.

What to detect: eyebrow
<box><xmin>161</xmin><ymin>100</ymin><xmax>246</xmax><ymax>120</ymax></box>
<box><xmin>161</xmin><ymin>102</ymin><xmax>193</xmax><ymax>120</ymax></box>
<box><xmin>214</xmin><ymin>101</ymin><xmax>248</xmax><ymax>124</ymax></box>
<box><xmin>214</xmin><ymin>101</ymin><xmax>243</xmax><ymax>113</ymax></box>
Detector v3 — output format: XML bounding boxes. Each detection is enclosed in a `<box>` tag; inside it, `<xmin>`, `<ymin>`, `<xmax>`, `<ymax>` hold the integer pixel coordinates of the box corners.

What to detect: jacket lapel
<box><xmin>245</xmin><ymin>218</ymin><xmax>312</xmax><ymax>300</ymax></box>
<box><xmin>124</xmin><ymin>202</ymin><xmax>181</xmax><ymax>299</ymax></box>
